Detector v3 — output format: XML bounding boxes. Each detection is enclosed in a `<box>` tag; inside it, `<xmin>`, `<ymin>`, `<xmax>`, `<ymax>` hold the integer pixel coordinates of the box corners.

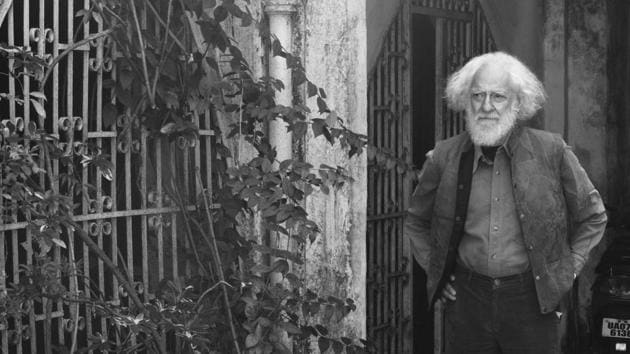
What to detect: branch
<box><xmin>41</xmin><ymin>29</ymin><xmax>114</xmax><ymax>86</ymax></box>
<box><xmin>144</xmin><ymin>0</ymin><xmax>186</xmax><ymax>52</ymax></box>
<box><xmin>160</xmin><ymin>165</ymin><xmax>212</xmax><ymax>277</ymax></box>
<box><xmin>129</xmin><ymin>0</ymin><xmax>155</xmax><ymax>107</ymax></box>
<box><xmin>0</xmin><ymin>0</ymin><xmax>13</xmax><ymax>28</ymax></box>
<box><xmin>196</xmin><ymin>280</ymin><xmax>233</xmax><ymax>308</ymax></box>
<box><xmin>196</xmin><ymin>169</ymin><xmax>241</xmax><ymax>354</ymax></box>
<box><xmin>65</xmin><ymin>220</ymin><xmax>144</xmax><ymax>311</ymax></box>
<box><xmin>150</xmin><ymin>0</ymin><xmax>174</xmax><ymax>101</ymax></box>
<box><xmin>64</xmin><ymin>220</ymin><xmax>167</xmax><ymax>354</ymax></box>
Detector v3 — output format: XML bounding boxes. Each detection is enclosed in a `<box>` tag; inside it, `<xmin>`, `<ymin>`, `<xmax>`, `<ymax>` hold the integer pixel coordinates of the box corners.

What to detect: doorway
<box><xmin>366</xmin><ymin>1</ymin><xmax>496</xmax><ymax>353</ymax></box>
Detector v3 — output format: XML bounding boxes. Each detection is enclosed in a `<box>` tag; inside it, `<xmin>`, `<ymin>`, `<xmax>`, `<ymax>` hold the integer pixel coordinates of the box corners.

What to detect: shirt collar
<box><xmin>471</xmin><ymin>130</ymin><xmax>513</xmax><ymax>173</ymax></box>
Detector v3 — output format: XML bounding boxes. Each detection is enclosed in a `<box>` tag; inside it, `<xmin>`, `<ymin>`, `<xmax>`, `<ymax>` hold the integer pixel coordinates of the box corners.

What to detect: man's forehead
<box><xmin>470</xmin><ymin>64</ymin><xmax>512</xmax><ymax>92</ymax></box>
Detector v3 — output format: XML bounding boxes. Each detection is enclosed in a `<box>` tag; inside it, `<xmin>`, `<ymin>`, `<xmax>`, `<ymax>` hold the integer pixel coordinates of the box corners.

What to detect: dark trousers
<box><xmin>444</xmin><ymin>265</ymin><xmax>561</xmax><ymax>354</ymax></box>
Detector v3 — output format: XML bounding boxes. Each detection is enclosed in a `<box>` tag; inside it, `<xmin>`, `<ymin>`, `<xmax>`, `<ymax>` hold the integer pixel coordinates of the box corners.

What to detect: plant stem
<box><xmin>163</xmin><ymin>175</ymin><xmax>212</xmax><ymax>277</ymax></box>
<box><xmin>65</xmin><ymin>220</ymin><xmax>168</xmax><ymax>354</ymax></box>
<box><xmin>195</xmin><ymin>169</ymin><xmax>241</xmax><ymax>354</ymax></box>
<box><xmin>150</xmin><ymin>0</ymin><xmax>174</xmax><ymax>102</ymax></box>
<box><xmin>144</xmin><ymin>0</ymin><xmax>186</xmax><ymax>52</ymax></box>
<box><xmin>66</xmin><ymin>220</ymin><xmax>143</xmax><ymax>310</ymax></box>
<box><xmin>196</xmin><ymin>280</ymin><xmax>232</xmax><ymax>308</ymax></box>
<box><xmin>41</xmin><ymin>29</ymin><xmax>113</xmax><ymax>86</ymax></box>
<box><xmin>129</xmin><ymin>0</ymin><xmax>155</xmax><ymax>107</ymax></box>
<box><xmin>67</xmin><ymin>228</ymin><xmax>79</xmax><ymax>354</ymax></box>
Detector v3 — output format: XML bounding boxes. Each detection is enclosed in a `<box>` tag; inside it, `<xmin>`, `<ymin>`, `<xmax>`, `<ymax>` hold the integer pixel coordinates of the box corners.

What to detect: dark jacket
<box><xmin>404</xmin><ymin>126</ymin><xmax>607</xmax><ymax>314</ymax></box>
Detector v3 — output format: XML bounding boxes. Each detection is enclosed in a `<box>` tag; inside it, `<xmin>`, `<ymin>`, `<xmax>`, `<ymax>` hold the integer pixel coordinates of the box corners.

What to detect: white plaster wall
<box><xmin>302</xmin><ymin>0</ymin><xmax>368</xmax><ymax>342</ymax></box>
<box><xmin>228</xmin><ymin>0</ymin><xmax>368</xmax><ymax>344</ymax></box>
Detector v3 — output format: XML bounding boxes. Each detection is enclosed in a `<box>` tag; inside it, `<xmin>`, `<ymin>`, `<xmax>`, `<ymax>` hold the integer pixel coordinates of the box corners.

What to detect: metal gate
<box><xmin>367</xmin><ymin>5</ymin><xmax>412</xmax><ymax>353</ymax></box>
<box><xmin>367</xmin><ymin>1</ymin><xmax>496</xmax><ymax>353</ymax></box>
<box><xmin>0</xmin><ymin>1</ymin><xmax>214</xmax><ymax>352</ymax></box>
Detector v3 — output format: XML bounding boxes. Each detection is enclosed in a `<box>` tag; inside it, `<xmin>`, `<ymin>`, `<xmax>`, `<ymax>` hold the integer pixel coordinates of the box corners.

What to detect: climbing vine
<box><xmin>0</xmin><ymin>0</ymin><xmax>380</xmax><ymax>353</ymax></box>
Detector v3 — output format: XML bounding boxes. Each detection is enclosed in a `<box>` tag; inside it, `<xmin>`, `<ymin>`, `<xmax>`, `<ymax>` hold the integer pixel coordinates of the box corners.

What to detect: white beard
<box><xmin>465</xmin><ymin>107</ymin><xmax>518</xmax><ymax>146</ymax></box>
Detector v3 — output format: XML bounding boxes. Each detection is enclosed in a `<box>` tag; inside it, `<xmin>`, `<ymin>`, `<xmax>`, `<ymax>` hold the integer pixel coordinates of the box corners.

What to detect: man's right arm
<box><xmin>404</xmin><ymin>150</ymin><xmax>441</xmax><ymax>272</ymax></box>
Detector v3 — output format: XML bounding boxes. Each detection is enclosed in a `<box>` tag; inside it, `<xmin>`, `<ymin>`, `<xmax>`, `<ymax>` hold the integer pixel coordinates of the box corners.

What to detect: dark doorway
<box><xmin>411</xmin><ymin>13</ymin><xmax>436</xmax><ymax>354</ymax></box>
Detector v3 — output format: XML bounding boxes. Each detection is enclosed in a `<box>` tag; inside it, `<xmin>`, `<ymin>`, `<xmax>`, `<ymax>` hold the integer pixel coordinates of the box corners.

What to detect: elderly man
<box><xmin>404</xmin><ymin>52</ymin><xmax>607</xmax><ymax>353</ymax></box>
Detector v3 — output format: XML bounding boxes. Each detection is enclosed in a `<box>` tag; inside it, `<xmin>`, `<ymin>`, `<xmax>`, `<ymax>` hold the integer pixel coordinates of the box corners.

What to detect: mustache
<box><xmin>473</xmin><ymin>114</ymin><xmax>500</xmax><ymax>121</ymax></box>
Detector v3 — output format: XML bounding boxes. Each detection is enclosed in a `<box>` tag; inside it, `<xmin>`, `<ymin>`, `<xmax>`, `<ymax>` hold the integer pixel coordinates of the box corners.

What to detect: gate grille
<box><xmin>367</xmin><ymin>7</ymin><xmax>412</xmax><ymax>353</ymax></box>
<box><xmin>0</xmin><ymin>1</ymin><xmax>214</xmax><ymax>352</ymax></box>
<box><xmin>367</xmin><ymin>1</ymin><xmax>496</xmax><ymax>353</ymax></box>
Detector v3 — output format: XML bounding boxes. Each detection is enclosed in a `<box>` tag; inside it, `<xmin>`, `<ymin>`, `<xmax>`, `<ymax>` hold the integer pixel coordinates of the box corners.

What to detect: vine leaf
<box><xmin>315</xmin><ymin>324</ymin><xmax>329</xmax><ymax>336</ymax></box>
<box><xmin>30</xmin><ymin>98</ymin><xmax>46</xmax><ymax>118</ymax></box>
<box><xmin>214</xmin><ymin>5</ymin><xmax>228</xmax><ymax>22</ymax></box>
<box><xmin>316</xmin><ymin>96</ymin><xmax>329</xmax><ymax>113</ymax></box>
<box><xmin>29</xmin><ymin>91</ymin><xmax>47</xmax><ymax>101</ymax></box>
<box><xmin>52</xmin><ymin>238</ymin><xmax>67</xmax><ymax>249</ymax></box>
<box><xmin>318</xmin><ymin>337</ymin><xmax>330</xmax><ymax>352</ymax></box>
<box><xmin>277</xmin><ymin>321</ymin><xmax>302</xmax><ymax>335</ymax></box>
<box><xmin>332</xmin><ymin>340</ymin><xmax>344</xmax><ymax>354</ymax></box>
<box><xmin>203</xmin><ymin>0</ymin><xmax>217</xmax><ymax>9</ymax></box>
<box><xmin>312</xmin><ymin>119</ymin><xmax>326</xmax><ymax>138</ymax></box>
<box><xmin>102</xmin><ymin>103</ymin><xmax>117</xmax><ymax>129</ymax></box>
<box><xmin>245</xmin><ymin>334</ymin><xmax>259</xmax><ymax>348</ymax></box>
<box><xmin>307</xmin><ymin>81</ymin><xmax>318</xmax><ymax>98</ymax></box>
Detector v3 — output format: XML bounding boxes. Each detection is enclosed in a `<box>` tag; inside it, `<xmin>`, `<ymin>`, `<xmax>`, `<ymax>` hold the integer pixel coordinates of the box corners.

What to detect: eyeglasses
<box><xmin>470</xmin><ymin>91</ymin><xmax>509</xmax><ymax>107</ymax></box>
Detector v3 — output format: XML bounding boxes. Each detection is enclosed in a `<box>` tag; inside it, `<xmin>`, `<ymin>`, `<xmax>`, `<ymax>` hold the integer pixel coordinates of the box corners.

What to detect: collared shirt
<box><xmin>457</xmin><ymin>140</ymin><xmax>530</xmax><ymax>277</ymax></box>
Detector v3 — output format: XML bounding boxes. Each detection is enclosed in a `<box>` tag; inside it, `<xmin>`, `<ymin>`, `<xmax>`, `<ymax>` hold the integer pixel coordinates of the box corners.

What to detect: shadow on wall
<box><xmin>366</xmin><ymin>0</ymin><xmax>402</xmax><ymax>73</ymax></box>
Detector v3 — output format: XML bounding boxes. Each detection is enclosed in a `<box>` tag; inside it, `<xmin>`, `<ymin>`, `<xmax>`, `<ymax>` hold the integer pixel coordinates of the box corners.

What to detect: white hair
<box><xmin>445</xmin><ymin>52</ymin><xmax>546</xmax><ymax>120</ymax></box>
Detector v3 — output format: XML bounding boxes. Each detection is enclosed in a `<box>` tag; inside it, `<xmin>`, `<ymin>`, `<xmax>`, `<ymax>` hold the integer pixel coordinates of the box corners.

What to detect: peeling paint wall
<box><xmin>542</xmin><ymin>0</ymin><xmax>611</xmax><ymax>351</ymax></box>
<box><xmin>543</xmin><ymin>0</ymin><xmax>566</xmax><ymax>136</ymax></box>
<box><xmin>301</xmin><ymin>0</ymin><xmax>368</xmax><ymax>343</ymax></box>
<box><xmin>229</xmin><ymin>0</ymin><xmax>368</xmax><ymax>347</ymax></box>
<box><xmin>564</xmin><ymin>4</ymin><xmax>609</xmax><ymax>345</ymax></box>
<box><xmin>543</xmin><ymin>0</ymin><xmax>609</xmax><ymax>199</ymax></box>
<box><xmin>566</xmin><ymin>0</ymin><xmax>608</xmax><ymax>199</ymax></box>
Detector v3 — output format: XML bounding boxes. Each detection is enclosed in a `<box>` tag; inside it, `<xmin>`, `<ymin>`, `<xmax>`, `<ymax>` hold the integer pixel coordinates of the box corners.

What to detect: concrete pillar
<box><xmin>264</xmin><ymin>0</ymin><xmax>296</xmax><ymax>165</ymax></box>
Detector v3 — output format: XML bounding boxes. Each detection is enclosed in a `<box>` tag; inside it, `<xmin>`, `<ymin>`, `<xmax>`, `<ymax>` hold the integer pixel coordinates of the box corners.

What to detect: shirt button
<box><xmin>491</xmin><ymin>254</ymin><xmax>497</xmax><ymax>259</ymax></box>
<box><xmin>494</xmin><ymin>197</ymin><xmax>500</xmax><ymax>202</ymax></box>
<box><xmin>493</xmin><ymin>225</ymin><xmax>498</xmax><ymax>231</ymax></box>
<box><xmin>527</xmin><ymin>244</ymin><xmax>534</xmax><ymax>250</ymax></box>
<box><xmin>535</xmin><ymin>275</ymin><xmax>541</xmax><ymax>280</ymax></box>
<box><xmin>496</xmin><ymin>170</ymin><xmax>500</xmax><ymax>175</ymax></box>
<box><xmin>520</xmin><ymin>214</ymin><xmax>525</xmax><ymax>219</ymax></box>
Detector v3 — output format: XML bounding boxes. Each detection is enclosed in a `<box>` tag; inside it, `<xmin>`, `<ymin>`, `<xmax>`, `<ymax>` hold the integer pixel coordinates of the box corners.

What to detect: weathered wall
<box><xmin>566</xmin><ymin>0</ymin><xmax>608</xmax><ymax>199</ymax></box>
<box><xmin>543</xmin><ymin>0</ymin><xmax>608</xmax><ymax>197</ymax></box>
<box><xmin>543</xmin><ymin>0</ymin><xmax>566</xmax><ymax>137</ymax></box>
<box><xmin>302</xmin><ymin>0</ymin><xmax>368</xmax><ymax>344</ymax></box>
<box><xmin>542</xmin><ymin>1</ymin><xmax>610</xmax><ymax>351</ymax></box>
<box><xmin>479</xmin><ymin>0</ymin><xmax>544</xmax><ymax>77</ymax></box>
<box><xmin>228</xmin><ymin>0</ymin><xmax>368</xmax><ymax>346</ymax></box>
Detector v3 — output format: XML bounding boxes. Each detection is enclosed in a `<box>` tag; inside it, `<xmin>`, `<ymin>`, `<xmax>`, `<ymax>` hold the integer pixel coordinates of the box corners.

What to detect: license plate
<box><xmin>603</xmin><ymin>318</ymin><xmax>630</xmax><ymax>339</ymax></box>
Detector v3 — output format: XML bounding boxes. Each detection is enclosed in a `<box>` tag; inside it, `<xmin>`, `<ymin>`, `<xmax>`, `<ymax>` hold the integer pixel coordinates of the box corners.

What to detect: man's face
<box><xmin>465</xmin><ymin>64</ymin><xmax>519</xmax><ymax>146</ymax></box>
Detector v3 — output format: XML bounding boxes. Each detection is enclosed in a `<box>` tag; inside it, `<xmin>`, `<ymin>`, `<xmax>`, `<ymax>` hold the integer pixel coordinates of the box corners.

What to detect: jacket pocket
<box><xmin>545</xmin><ymin>255</ymin><xmax>574</xmax><ymax>296</ymax></box>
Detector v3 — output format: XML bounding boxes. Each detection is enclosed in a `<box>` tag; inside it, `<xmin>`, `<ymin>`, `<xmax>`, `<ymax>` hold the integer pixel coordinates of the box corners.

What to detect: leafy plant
<box><xmin>1</xmin><ymin>0</ymin><xmax>382</xmax><ymax>353</ymax></box>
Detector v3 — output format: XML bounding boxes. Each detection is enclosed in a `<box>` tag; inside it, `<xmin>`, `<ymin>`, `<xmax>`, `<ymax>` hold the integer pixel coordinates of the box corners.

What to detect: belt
<box><xmin>454</xmin><ymin>263</ymin><xmax>533</xmax><ymax>287</ymax></box>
